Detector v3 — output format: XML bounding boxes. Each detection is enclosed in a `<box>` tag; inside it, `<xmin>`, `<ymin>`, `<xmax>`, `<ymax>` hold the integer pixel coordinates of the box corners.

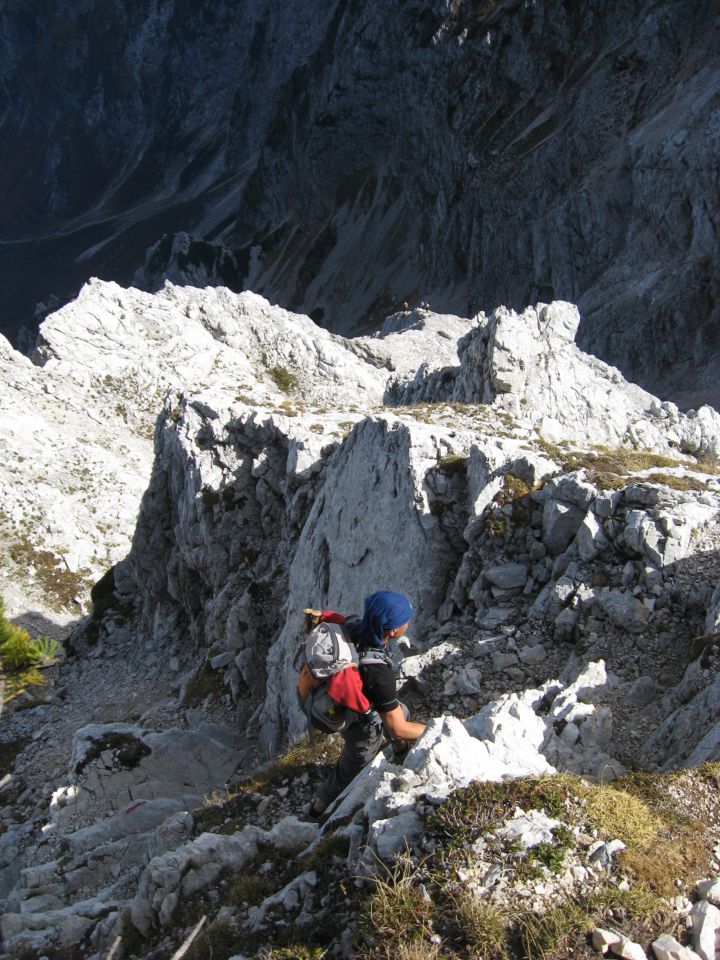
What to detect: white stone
<box><xmin>369</xmin><ymin>810</ymin><xmax>424</xmax><ymax>860</ymax></box>
<box><xmin>592</xmin><ymin>926</ymin><xmax>622</xmax><ymax>951</ymax></box>
<box><xmin>697</xmin><ymin>878</ymin><xmax>720</xmax><ymax>907</ymax></box>
<box><xmin>651</xmin><ymin>933</ymin><xmax>703</xmax><ymax>960</ymax></box>
<box><xmin>690</xmin><ymin>900</ymin><xmax>720</xmax><ymax>960</ymax></box>
<box><xmin>576</xmin><ymin>509</ymin><xmax>610</xmax><ymax>561</ymax></box>
<box><xmin>495</xmin><ymin>808</ymin><xmax>561</xmax><ymax>848</ymax></box>
<box><xmin>405</xmin><ymin>716</ymin><xmax>506</xmax><ymax>790</ymax></box>
<box><xmin>617</xmin><ymin>938</ymin><xmax>648</xmax><ymax>960</ymax></box>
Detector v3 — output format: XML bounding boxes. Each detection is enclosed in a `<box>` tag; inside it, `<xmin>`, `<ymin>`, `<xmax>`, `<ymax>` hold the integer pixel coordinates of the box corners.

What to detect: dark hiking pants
<box><xmin>316</xmin><ymin>703</ymin><xmax>410</xmax><ymax>807</ymax></box>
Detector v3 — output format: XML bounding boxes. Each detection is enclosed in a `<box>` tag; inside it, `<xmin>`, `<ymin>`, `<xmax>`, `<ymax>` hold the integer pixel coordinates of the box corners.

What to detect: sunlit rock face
<box><xmin>1</xmin><ymin>279</ymin><xmax>720</xmax><ymax>958</ymax></box>
<box><xmin>1</xmin><ymin>2</ymin><xmax>718</xmax><ymax>403</ymax></box>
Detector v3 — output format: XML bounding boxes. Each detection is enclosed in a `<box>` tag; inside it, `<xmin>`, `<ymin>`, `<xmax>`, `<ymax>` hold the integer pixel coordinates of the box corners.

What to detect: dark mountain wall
<box><xmin>1</xmin><ymin>0</ymin><xmax>718</xmax><ymax>401</ymax></box>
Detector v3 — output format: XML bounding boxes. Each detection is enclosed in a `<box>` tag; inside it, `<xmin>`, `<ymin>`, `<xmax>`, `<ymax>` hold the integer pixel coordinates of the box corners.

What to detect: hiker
<box><xmin>302</xmin><ymin>590</ymin><xmax>426</xmax><ymax>821</ymax></box>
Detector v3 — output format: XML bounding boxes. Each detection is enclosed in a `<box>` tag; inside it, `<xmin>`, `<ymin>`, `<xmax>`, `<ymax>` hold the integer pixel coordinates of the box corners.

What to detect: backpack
<box><xmin>295</xmin><ymin>618</ymin><xmax>389</xmax><ymax>734</ymax></box>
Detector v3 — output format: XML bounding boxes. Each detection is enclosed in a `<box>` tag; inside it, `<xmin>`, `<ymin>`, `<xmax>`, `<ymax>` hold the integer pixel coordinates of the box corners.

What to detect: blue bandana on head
<box><xmin>359</xmin><ymin>590</ymin><xmax>414</xmax><ymax>648</ymax></box>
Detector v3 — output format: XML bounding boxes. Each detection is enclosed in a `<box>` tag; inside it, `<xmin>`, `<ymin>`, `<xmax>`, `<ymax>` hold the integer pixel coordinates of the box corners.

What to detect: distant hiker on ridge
<box><xmin>297</xmin><ymin>590</ymin><xmax>426</xmax><ymax>821</ymax></box>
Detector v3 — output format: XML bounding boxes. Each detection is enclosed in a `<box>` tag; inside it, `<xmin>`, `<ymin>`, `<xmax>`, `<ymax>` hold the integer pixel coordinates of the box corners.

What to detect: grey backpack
<box><xmin>295</xmin><ymin>621</ymin><xmax>362</xmax><ymax>733</ymax></box>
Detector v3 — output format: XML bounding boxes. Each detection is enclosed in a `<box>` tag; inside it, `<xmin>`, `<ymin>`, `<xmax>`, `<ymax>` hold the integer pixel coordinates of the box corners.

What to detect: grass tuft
<box><xmin>238</xmin><ymin>735</ymin><xmax>342</xmax><ymax>794</ymax></box>
<box><xmin>364</xmin><ymin>856</ymin><xmax>435</xmax><ymax>951</ymax></box>
<box><xmin>269</xmin><ymin>366</ymin><xmax>298</xmax><ymax>392</ymax></box>
<box><xmin>450</xmin><ymin>894</ymin><xmax>510</xmax><ymax>959</ymax></box>
<box><xmin>579</xmin><ymin>784</ymin><xmax>661</xmax><ymax>848</ymax></box>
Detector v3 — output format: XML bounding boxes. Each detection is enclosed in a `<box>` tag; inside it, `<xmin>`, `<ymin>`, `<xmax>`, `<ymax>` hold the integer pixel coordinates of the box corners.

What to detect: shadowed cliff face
<box><xmin>1</xmin><ymin>0</ymin><xmax>719</xmax><ymax>401</ymax></box>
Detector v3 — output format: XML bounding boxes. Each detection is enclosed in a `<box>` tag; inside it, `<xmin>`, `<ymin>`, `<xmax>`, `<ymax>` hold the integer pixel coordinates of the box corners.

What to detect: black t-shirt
<box><xmin>359</xmin><ymin>660</ymin><xmax>399</xmax><ymax>714</ymax></box>
<box><xmin>344</xmin><ymin>617</ymin><xmax>399</xmax><ymax>714</ymax></box>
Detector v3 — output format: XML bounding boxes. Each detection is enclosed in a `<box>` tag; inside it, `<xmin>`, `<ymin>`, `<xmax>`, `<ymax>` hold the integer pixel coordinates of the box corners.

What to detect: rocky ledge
<box><xmin>0</xmin><ymin>281</ymin><xmax>719</xmax><ymax>958</ymax></box>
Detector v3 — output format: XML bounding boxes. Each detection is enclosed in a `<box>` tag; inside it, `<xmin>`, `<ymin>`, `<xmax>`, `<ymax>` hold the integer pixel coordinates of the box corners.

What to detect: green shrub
<box><xmin>269</xmin><ymin>366</ymin><xmax>298</xmax><ymax>392</ymax></box>
<box><xmin>0</xmin><ymin>597</ymin><xmax>60</xmax><ymax>703</ymax></box>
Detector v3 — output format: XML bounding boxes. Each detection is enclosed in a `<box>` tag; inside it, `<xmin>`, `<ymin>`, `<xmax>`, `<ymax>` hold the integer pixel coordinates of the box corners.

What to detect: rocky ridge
<box><xmin>0</xmin><ymin>282</ymin><xmax>719</xmax><ymax>958</ymax></box>
<box><xmin>2</xmin><ymin>2</ymin><xmax>719</xmax><ymax>404</ymax></box>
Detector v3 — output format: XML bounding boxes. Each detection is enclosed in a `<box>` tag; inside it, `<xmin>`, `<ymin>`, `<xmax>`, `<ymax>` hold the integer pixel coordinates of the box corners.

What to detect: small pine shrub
<box><xmin>0</xmin><ymin>597</ymin><xmax>58</xmax><ymax>703</ymax></box>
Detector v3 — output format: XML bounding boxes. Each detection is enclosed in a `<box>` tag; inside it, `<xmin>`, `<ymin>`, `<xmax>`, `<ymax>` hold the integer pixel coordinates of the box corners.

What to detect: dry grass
<box><xmin>536</xmin><ymin>439</ymin><xmax>718</xmax><ymax>491</ymax></box>
<box><xmin>495</xmin><ymin>473</ymin><xmax>534</xmax><ymax>505</ymax></box>
<box><xmin>395</xmin><ymin>942</ymin><xmax>444</xmax><ymax>960</ymax></box>
<box><xmin>364</xmin><ymin>856</ymin><xmax>435</xmax><ymax>956</ymax></box>
<box><xmin>644</xmin><ymin>472</ymin><xmax>709</xmax><ymax>491</ymax></box>
<box><xmin>240</xmin><ymin>735</ymin><xmax>343</xmax><ymax>793</ymax></box>
<box><xmin>450</xmin><ymin>894</ymin><xmax>510</xmax><ymax>959</ymax></box>
<box><xmin>578</xmin><ymin>784</ymin><xmax>662</xmax><ymax>848</ymax></box>
<box><xmin>518</xmin><ymin>897</ymin><xmax>593</xmax><ymax>960</ymax></box>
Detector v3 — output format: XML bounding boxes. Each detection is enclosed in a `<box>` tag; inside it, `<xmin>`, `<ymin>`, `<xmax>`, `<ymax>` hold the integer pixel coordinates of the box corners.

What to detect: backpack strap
<box><xmin>358</xmin><ymin>647</ymin><xmax>394</xmax><ymax>669</ymax></box>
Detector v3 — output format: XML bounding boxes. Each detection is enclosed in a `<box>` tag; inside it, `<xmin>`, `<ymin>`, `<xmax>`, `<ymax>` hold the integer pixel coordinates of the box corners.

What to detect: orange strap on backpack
<box><xmin>297</xmin><ymin>663</ymin><xmax>322</xmax><ymax>699</ymax></box>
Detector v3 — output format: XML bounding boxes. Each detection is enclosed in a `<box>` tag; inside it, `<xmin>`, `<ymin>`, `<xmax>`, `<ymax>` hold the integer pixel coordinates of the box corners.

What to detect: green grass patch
<box><xmin>224</xmin><ymin>871</ymin><xmax>276</xmax><ymax>907</ymax></box>
<box><xmin>438</xmin><ymin>454</ymin><xmax>468</xmax><ymax>476</ymax></box>
<box><xmin>181</xmin><ymin>661</ymin><xmax>227</xmax><ymax>707</ymax></box>
<box><xmin>495</xmin><ymin>473</ymin><xmax>534</xmax><ymax>505</ymax></box>
<box><xmin>303</xmin><ymin>832</ymin><xmax>351</xmax><ymax>878</ymax></box>
<box><xmin>269</xmin><ymin>366</ymin><xmax>298</xmax><ymax>392</ymax></box>
<box><xmin>426</xmin><ymin>776</ymin><xmax>576</xmax><ymax>854</ymax></box>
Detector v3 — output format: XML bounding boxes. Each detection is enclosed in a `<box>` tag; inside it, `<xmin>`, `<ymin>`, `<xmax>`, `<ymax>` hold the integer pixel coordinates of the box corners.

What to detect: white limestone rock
<box><xmin>617</xmin><ymin>939</ymin><xmax>649</xmax><ymax>960</ymax></box>
<box><xmin>405</xmin><ymin>716</ymin><xmax>506</xmax><ymax>792</ymax></box>
<box><xmin>130</xmin><ymin>816</ymin><xmax>317</xmax><ymax>935</ymax></box>
<box><xmin>576</xmin><ymin>509</ymin><xmax>610</xmax><ymax>561</ymax></box>
<box><xmin>594</xmin><ymin>927</ymin><xmax>623</xmax><ymax>952</ymax></box>
<box><xmin>592</xmin><ymin>929</ymin><xmax>647</xmax><ymax>959</ymax></box>
<box><xmin>651</xmin><ymin>934</ymin><xmax>703</xmax><ymax>960</ymax></box>
<box><xmin>465</xmin><ymin>692</ymin><xmax>555</xmax><ymax>778</ymax></box>
<box><xmin>1</xmin><ymin>895</ymin><xmax>114</xmax><ymax>957</ymax></box>
<box><xmin>495</xmin><ymin>809</ymin><xmax>561</xmax><ymax>848</ymax></box>
<box><xmin>369</xmin><ymin>810</ymin><xmax>425</xmax><ymax>860</ymax></box>
<box><xmin>690</xmin><ymin>900</ymin><xmax>720</xmax><ymax>960</ymax></box>
<box><xmin>697</xmin><ymin>878</ymin><xmax>720</xmax><ymax>907</ymax></box>
<box><xmin>246</xmin><ymin>870</ymin><xmax>317</xmax><ymax>930</ymax></box>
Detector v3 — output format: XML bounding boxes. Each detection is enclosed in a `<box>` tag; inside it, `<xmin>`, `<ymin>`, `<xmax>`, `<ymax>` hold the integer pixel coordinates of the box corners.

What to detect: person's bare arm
<box><xmin>380</xmin><ymin>705</ymin><xmax>426</xmax><ymax>741</ymax></box>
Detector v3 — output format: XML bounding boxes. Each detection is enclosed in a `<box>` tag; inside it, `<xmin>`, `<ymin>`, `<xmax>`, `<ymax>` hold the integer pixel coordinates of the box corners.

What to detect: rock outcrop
<box><xmin>1</xmin><ymin>280</ymin><xmax>719</xmax><ymax>958</ymax></box>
